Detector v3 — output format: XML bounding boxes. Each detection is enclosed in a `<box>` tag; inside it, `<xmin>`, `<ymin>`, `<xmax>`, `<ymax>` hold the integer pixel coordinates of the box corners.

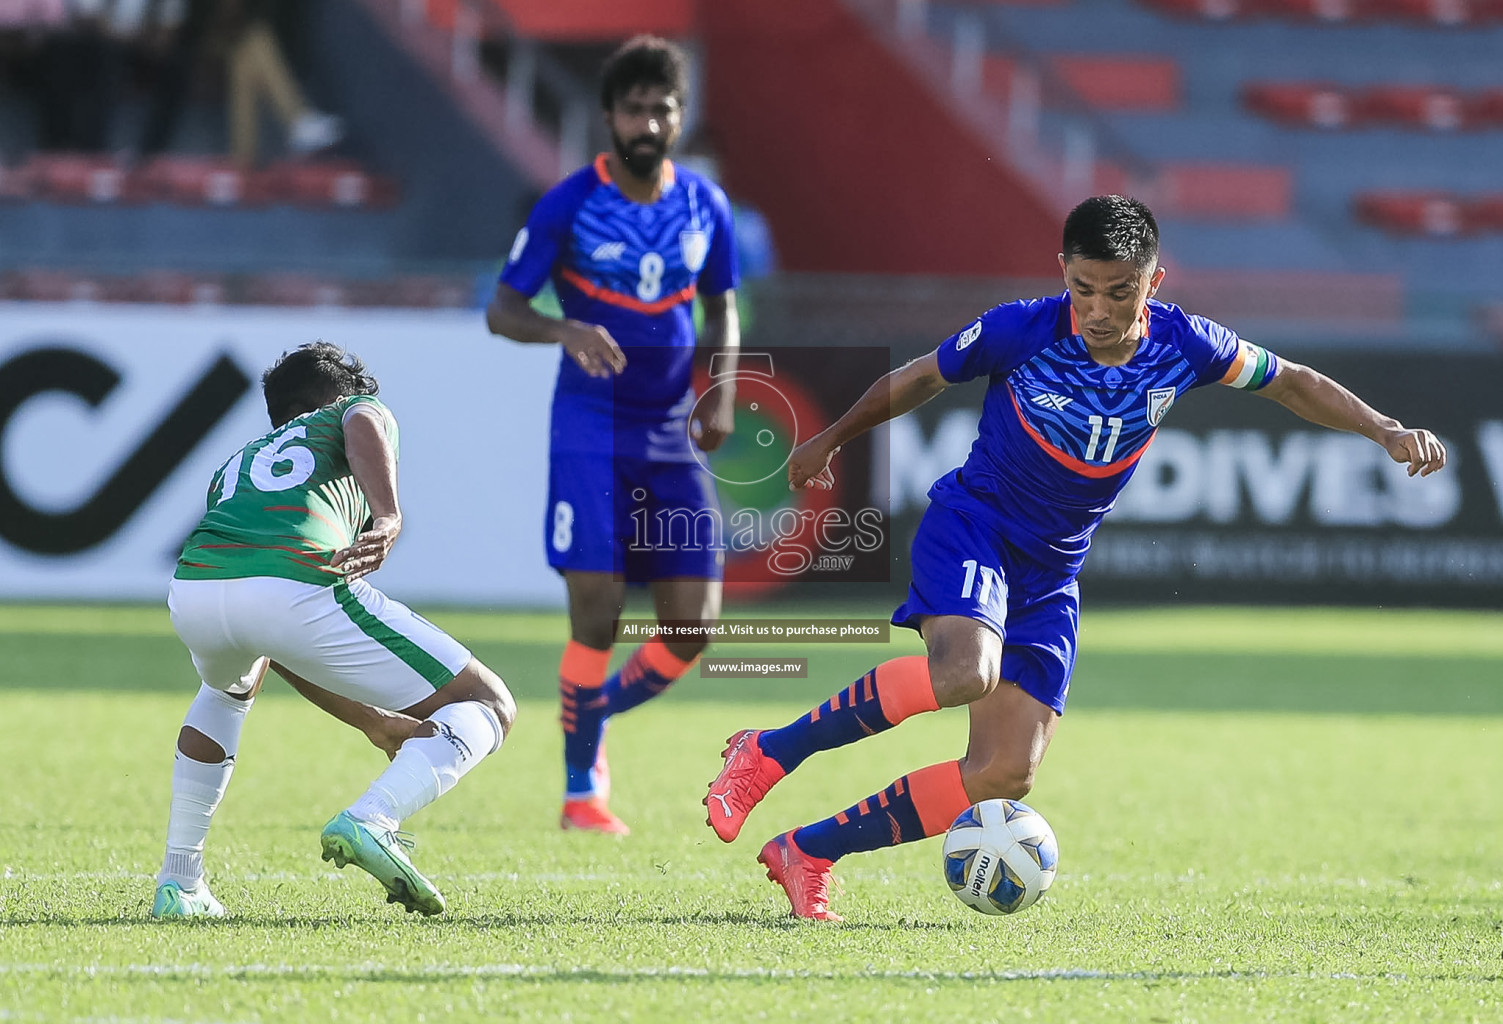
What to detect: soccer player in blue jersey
<box><xmin>485</xmin><ymin>36</ymin><xmax>740</xmax><ymax>834</ymax></box>
<box><xmin>704</xmin><ymin>195</ymin><xmax>1447</xmax><ymax>920</ymax></box>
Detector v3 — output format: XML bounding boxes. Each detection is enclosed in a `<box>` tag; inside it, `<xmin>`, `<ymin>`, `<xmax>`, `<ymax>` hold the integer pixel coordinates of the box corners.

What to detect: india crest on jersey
<box><xmin>680</xmin><ymin>229</ymin><xmax>709</xmax><ymax>274</ymax></box>
<box><xmin>1146</xmin><ymin>386</ymin><xmax>1176</xmax><ymax>426</ymax></box>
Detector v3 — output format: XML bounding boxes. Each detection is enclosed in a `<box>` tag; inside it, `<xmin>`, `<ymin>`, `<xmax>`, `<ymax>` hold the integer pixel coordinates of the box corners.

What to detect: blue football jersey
<box><xmin>500</xmin><ymin>155</ymin><xmax>739</xmax><ymax>461</ymax></box>
<box><xmin>933</xmin><ymin>294</ymin><xmax>1279</xmax><ymax>575</ymax></box>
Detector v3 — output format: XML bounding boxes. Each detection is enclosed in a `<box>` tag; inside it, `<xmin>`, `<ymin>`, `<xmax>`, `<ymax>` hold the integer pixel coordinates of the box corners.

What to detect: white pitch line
<box><xmin>0</xmin><ymin>963</ymin><xmax>1417</xmax><ymax>983</ymax></box>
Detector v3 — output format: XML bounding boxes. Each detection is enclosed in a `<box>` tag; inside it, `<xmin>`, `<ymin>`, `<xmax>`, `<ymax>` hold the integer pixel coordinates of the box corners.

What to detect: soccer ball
<box><xmin>942</xmin><ymin>799</ymin><xmax>1058</xmax><ymax>915</ymax></box>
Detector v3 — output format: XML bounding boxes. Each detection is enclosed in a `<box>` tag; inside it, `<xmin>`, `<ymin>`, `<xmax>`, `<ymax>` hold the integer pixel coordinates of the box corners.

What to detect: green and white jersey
<box><xmin>176</xmin><ymin>395</ymin><xmax>399</xmax><ymax>585</ymax></box>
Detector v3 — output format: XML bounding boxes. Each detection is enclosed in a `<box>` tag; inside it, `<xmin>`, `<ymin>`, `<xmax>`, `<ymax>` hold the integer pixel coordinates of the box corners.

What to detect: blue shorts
<box><xmin>892</xmin><ymin>498</ymin><xmax>1079</xmax><ymax>714</ymax></box>
<box><xmin>546</xmin><ymin>450</ymin><xmax>723</xmax><ymax>582</ymax></box>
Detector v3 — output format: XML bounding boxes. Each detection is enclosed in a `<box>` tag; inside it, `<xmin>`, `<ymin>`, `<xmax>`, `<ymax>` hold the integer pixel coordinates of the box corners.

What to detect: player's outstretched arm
<box><xmin>693</xmin><ymin>290</ymin><xmax>740</xmax><ymax>452</ymax></box>
<box><xmin>327</xmin><ymin>407</ymin><xmax>402</xmax><ymax>579</ymax></box>
<box><xmin>270</xmin><ymin>661</ymin><xmax>420</xmax><ymax>759</ymax></box>
<box><xmin>788</xmin><ymin>350</ymin><xmax>950</xmax><ymax>490</ymax></box>
<box><xmin>1257</xmin><ymin>359</ymin><xmax>1447</xmax><ymax>477</ymax></box>
<box><xmin>485</xmin><ymin>281</ymin><xmax>626</xmax><ymax>378</ymax></box>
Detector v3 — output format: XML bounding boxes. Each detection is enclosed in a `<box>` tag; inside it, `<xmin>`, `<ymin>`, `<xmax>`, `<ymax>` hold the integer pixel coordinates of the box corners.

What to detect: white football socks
<box><xmin>159</xmin><ymin>684</ymin><xmax>253</xmax><ymax>888</ymax></box>
<box><xmin>347</xmin><ymin>701</ymin><xmax>504</xmax><ymax>831</ymax></box>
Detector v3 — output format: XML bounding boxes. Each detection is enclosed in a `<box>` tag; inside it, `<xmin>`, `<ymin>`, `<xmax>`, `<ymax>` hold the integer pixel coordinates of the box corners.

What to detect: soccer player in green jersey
<box><xmin>152</xmin><ymin>342</ymin><xmax>517</xmax><ymax>919</ymax></box>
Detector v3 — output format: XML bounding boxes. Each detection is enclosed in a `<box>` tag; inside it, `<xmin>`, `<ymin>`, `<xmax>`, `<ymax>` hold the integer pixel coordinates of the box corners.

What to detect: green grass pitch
<box><xmin>2</xmin><ymin>602</ymin><xmax>1502</xmax><ymax>1022</ymax></box>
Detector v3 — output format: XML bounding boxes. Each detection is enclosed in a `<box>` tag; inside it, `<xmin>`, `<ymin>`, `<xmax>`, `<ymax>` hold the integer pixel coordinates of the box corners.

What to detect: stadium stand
<box><xmin>0</xmin><ymin>0</ymin><xmax>1496</xmax><ymax>345</ymax></box>
<box><xmin>0</xmin><ymin>0</ymin><xmax>541</xmax><ymax>284</ymax></box>
<box><xmin>1244</xmin><ymin>81</ymin><xmax>1503</xmax><ymax>130</ymax></box>
<box><xmin>881</xmin><ymin>0</ymin><xmax>1503</xmax><ymax>342</ymax></box>
<box><xmin>0</xmin><ymin>153</ymin><xmax>399</xmax><ymax>209</ymax></box>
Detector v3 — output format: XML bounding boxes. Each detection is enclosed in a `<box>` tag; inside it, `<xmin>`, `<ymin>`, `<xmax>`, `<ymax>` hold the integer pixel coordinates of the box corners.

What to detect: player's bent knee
<box><xmin>421</xmin><ymin>659</ymin><xmax>517</xmax><ymax>734</ymax></box>
<box><xmin>960</xmin><ymin>757</ymin><xmax>1036</xmax><ymax>802</ymax></box>
<box><xmin>928</xmin><ymin>658</ymin><xmax>999</xmax><ymax>707</ymax></box>
<box><xmin>461</xmin><ymin>659</ymin><xmax>518</xmax><ymax>733</ymax></box>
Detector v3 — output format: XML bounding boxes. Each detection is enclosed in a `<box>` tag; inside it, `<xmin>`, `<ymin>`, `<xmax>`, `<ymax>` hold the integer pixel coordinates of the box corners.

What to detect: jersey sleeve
<box><xmin>1179</xmin><ymin>314</ymin><xmax>1281</xmax><ymax>391</ymax></box>
<box><xmin>935</xmin><ymin>300</ymin><xmax>1043</xmax><ymax>384</ymax></box>
<box><xmin>697</xmin><ymin>183</ymin><xmax>740</xmax><ymax>297</ymax></box>
<box><xmin>341</xmin><ymin>395</ymin><xmax>400</xmax><ymax>461</ymax></box>
<box><xmin>498</xmin><ymin>182</ymin><xmax>580</xmax><ymax>299</ymax></box>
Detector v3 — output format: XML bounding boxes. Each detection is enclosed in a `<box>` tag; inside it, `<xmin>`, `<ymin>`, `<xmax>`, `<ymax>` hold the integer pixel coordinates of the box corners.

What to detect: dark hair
<box><xmin>600</xmin><ymin>35</ymin><xmax>689</xmax><ymax>111</ymax></box>
<box><xmin>262</xmin><ymin>342</ymin><xmax>379</xmax><ymax>427</ymax></box>
<box><xmin>1062</xmin><ymin>195</ymin><xmax>1159</xmax><ymax>271</ymax></box>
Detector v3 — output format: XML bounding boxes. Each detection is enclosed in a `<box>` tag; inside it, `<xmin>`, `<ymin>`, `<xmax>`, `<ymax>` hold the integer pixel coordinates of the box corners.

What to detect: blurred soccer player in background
<box><xmin>705</xmin><ymin>196</ymin><xmax>1447</xmax><ymax>920</ymax></box>
<box><xmin>486</xmin><ymin>37</ymin><xmax>741</xmax><ymax>834</ymax></box>
<box><xmin>155</xmin><ymin>343</ymin><xmax>517</xmax><ymax>919</ymax></box>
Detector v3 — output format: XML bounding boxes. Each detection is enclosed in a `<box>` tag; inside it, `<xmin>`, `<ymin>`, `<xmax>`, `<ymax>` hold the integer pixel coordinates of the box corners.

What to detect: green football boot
<box><xmin>151</xmin><ymin>880</ymin><xmax>226</xmax><ymax>920</ymax></box>
<box><xmin>320</xmin><ymin>810</ymin><xmax>446</xmax><ymax>916</ymax></box>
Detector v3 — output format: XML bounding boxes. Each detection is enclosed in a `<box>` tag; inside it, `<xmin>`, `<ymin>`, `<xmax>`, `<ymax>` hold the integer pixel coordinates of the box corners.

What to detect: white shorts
<box><xmin>167</xmin><ymin>576</ymin><xmax>472</xmax><ymax>711</ymax></box>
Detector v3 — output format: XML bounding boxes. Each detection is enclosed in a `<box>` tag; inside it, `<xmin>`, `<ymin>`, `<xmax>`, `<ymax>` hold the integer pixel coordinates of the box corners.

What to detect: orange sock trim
<box><xmin>559</xmin><ymin>640</ymin><xmax>611</xmax><ymax>689</ymax></box>
<box><xmin>907</xmin><ymin>760</ymin><xmax>972</xmax><ymax>838</ymax></box>
<box><xmin>873</xmin><ymin>656</ymin><xmax>939</xmax><ymax>726</ymax></box>
<box><xmin>638</xmin><ymin>634</ymin><xmax>696</xmax><ymax>680</ymax></box>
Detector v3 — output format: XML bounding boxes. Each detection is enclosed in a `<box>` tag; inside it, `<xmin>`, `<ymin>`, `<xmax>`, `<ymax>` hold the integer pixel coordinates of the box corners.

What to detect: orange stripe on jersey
<box><xmin>1006</xmin><ymin>384</ymin><xmax>1153</xmax><ymax>479</ymax></box>
<box><xmin>593</xmin><ymin>153</ymin><xmax>676</xmax><ymax>189</ymax></box>
<box><xmin>560</xmin><ymin>267</ymin><xmax>696</xmax><ymax>315</ymax></box>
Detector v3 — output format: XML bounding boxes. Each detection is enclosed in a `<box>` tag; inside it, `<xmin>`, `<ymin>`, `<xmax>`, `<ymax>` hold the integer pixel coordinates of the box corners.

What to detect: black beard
<box><xmin>614</xmin><ymin>136</ymin><xmax>667</xmax><ymax>179</ymax></box>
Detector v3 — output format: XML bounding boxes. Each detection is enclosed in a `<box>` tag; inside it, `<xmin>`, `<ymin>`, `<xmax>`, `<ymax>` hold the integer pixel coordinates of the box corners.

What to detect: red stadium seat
<box><xmin>240</xmin><ymin>273</ymin><xmax>351</xmax><ymax>307</ymax></box>
<box><xmin>7</xmin><ymin>269</ymin><xmax>107</xmax><ymax>302</ymax></box>
<box><xmin>1142</xmin><ymin>0</ymin><xmax>1503</xmax><ymax>19</ymax></box>
<box><xmin>126</xmin><ymin>271</ymin><xmax>229</xmax><ymax>305</ymax></box>
<box><xmin>1467</xmin><ymin>195</ymin><xmax>1503</xmax><ymax>231</ymax></box>
<box><xmin>1245</xmin><ymin>82</ymin><xmax>1503</xmax><ymax>130</ymax></box>
<box><xmin>269</xmin><ymin>161</ymin><xmax>400</xmax><ymax>208</ymax></box>
<box><xmin>0</xmin><ymin>270</ymin><xmax>484</xmax><ymax>308</ymax></box>
<box><xmin>25</xmin><ymin>154</ymin><xmax>126</xmax><ymax>204</ymax></box>
<box><xmin>1355</xmin><ymin>85</ymin><xmax>1466</xmax><ymax>130</ymax></box>
<box><xmin>1241</xmin><ymin>82</ymin><xmax>1356</xmax><ymax>128</ymax></box>
<box><xmin>1141</xmin><ymin>0</ymin><xmax>1260</xmax><ymax>19</ymax></box>
<box><xmin>1274</xmin><ymin>0</ymin><xmax>1371</xmax><ymax>23</ymax></box>
<box><xmin>11</xmin><ymin>156</ymin><xmax>398</xmax><ymax>209</ymax></box>
<box><xmin>1353</xmin><ymin>191</ymin><xmax>1466</xmax><ymax>235</ymax></box>
<box><xmin>1464</xmin><ymin>88</ymin><xmax>1503</xmax><ymax>128</ymax></box>
<box><xmin>1368</xmin><ymin>0</ymin><xmax>1488</xmax><ymax>23</ymax></box>
<box><xmin>1048</xmin><ymin>55</ymin><xmax>1181</xmax><ymax>111</ymax></box>
<box><xmin>127</xmin><ymin>156</ymin><xmax>277</xmax><ymax>206</ymax></box>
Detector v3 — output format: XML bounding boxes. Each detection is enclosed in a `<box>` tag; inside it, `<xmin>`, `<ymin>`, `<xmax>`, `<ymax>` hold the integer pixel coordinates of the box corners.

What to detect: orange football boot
<box><xmin>560</xmin><ymin>795</ymin><xmax>629</xmax><ymax>835</ymax></box>
<box><xmin>704</xmin><ymin>729</ymin><xmax>786</xmax><ymax>843</ymax></box>
<box><xmin>758</xmin><ymin>831</ymin><xmax>842</xmax><ymax>922</ymax></box>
